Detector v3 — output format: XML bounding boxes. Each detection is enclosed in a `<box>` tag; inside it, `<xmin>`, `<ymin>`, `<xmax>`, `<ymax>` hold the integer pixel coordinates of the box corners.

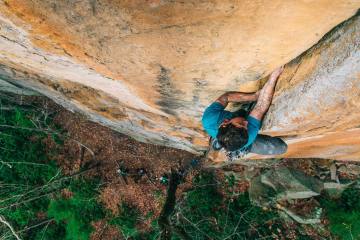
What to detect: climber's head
<box><xmin>216</xmin><ymin>117</ymin><xmax>249</xmax><ymax>151</ymax></box>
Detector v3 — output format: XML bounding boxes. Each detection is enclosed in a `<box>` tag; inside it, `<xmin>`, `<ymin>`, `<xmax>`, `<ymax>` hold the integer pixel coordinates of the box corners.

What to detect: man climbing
<box><xmin>201</xmin><ymin>66</ymin><xmax>287</xmax><ymax>160</ymax></box>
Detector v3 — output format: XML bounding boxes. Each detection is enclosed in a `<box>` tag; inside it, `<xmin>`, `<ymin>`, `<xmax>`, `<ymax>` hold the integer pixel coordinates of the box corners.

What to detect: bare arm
<box><xmin>250</xmin><ymin>66</ymin><xmax>284</xmax><ymax>121</ymax></box>
<box><xmin>216</xmin><ymin>91</ymin><xmax>259</xmax><ymax>107</ymax></box>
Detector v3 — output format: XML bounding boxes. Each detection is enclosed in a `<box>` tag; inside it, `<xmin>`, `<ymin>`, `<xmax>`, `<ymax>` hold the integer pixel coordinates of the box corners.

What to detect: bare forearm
<box><xmin>250</xmin><ymin>71</ymin><xmax>282</xmax><ymax>120</ymax></box>
<box><xmin>216</xmin><ymin>91</ymin><xmax>259</xmax><ymax>107</ymax></box>
<box><xmin>256</xmin><ymin>77</ymin><xmax>277</xmax><ymax>111</ymax></box>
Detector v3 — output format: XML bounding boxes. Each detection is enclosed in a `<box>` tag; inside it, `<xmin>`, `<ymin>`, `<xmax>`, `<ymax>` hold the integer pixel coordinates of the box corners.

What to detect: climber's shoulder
<box><xmin>201</xmin><ymin>102</ymin><xmax>233</xmax><ymax>138</ymax></box>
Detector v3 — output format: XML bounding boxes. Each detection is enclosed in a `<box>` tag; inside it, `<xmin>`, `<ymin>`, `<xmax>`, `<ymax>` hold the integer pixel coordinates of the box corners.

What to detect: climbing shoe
<box><xmin>250</xmin><ymin>134</ymin><xmax>287</xmax><ymax>155</ymax></box>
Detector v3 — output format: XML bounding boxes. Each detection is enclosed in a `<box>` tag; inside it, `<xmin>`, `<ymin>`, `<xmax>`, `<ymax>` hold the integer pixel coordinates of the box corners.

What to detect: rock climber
<box><xmin>201</xmin><ymin>66</ymin><xmax>287</xmax><ymax>160</ymax></box>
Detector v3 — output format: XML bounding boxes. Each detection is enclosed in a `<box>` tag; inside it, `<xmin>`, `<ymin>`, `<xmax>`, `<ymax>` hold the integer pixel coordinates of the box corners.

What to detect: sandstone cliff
<box><xmin>0</xmin><ymin>1</ymin><xmax>359</xmax><ymax>160</ymax></box>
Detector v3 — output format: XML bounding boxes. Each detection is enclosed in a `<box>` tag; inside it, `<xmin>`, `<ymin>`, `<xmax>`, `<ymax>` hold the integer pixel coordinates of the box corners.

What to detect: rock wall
<box><xmin>0</xmin><ymin>1</ymin><xmax>359</xmax><ymax>159</ymax></box>
<box><xmin>261</xmin><ymin>11</ymin><xmax>360</xmax><ymax>161</ymax></box>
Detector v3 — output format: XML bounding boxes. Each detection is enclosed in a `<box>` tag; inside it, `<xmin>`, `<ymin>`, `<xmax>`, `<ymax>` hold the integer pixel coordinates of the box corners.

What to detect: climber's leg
<box><xmin>249</xmin><ymin>134</ymin><xmax>287</xmax><ymax>155</ymax></box>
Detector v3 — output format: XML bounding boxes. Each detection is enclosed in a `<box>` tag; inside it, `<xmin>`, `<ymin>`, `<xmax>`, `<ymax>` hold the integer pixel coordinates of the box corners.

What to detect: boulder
<box><xmin>248</xmin><ymin>175</ymin><xmax>276</xmax><ymax>207</ymax></box>
<box><xmin>249</xmin><ymin>167</ymin><xmax>323</xmax><ymax>206</ymax></box>
<box><xmin>323</xmin><ymin>182</ymin><xmax>354</xmax><ymax>199</ymax></box>
<box><xmin>276</xmin><ymin>204</ymin><xmax>322</xmax><ymax>225</ymax></box>
<box><xmin>261</xmin><ymin>168</ymin><xmax>323</xmax><ymax>201</ymax></box>
<box><xmin>249</xmin><ymin>167</ymin><xmax>325</xmax><ymax>224</ymax></box>
<box><xmin>338</xmin><ymin>164</ymin><xmax>360</xmax><ymax>176</ymax></box>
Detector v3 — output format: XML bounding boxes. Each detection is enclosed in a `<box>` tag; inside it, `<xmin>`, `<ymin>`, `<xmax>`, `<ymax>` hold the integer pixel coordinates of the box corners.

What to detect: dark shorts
<box><xmin>249</xmin><ymin>134</ymin><xmax>287</xmax><ymax>155</ymax></box>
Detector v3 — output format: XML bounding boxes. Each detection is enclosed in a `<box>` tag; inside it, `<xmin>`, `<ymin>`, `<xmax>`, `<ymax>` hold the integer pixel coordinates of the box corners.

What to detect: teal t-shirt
<box><xmin>201</xmin><ymin>102</ymin><xmax>261</xmax><ymax>150</ymax></box>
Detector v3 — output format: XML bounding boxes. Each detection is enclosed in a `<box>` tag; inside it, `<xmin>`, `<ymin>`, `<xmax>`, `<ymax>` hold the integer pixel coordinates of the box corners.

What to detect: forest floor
<box><xmin>5</xmin><ymin>93</ymin><xmax>360</xmax><ymax>240</ymax></box>
<box><xmin>46</xmin><ymin>103</ymin><xmax>260</xmax><ymax>239</ymax></box>
<box><xmin>39</xmin><ymin>98</ymin><xmax>303</xmax><ymax>239</ymax></box>
<box><xmin>37</xmin><ymin>97</ymin><xmax>198</xmax><ymax>237</ymax></box>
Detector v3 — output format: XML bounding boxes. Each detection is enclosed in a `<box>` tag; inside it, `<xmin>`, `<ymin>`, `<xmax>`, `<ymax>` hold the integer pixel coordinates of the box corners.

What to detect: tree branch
<box><xmin>0</xmin><ymin>215</ymin><xmax>22</xmax><ymax>240</ymax></box>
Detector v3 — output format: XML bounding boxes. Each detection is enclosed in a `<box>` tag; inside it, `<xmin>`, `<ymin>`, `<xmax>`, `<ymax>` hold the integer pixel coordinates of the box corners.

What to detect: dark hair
<box><xmin>217</xmin><ymin>124</ymin><xmax>248</xmax><ymax>151</ymax></box>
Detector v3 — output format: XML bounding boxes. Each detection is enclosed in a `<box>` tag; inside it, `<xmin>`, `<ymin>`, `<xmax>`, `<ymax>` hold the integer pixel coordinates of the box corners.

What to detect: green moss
<box><xmin>321</xmin><ymin>188</ymin><xmax>360</xmax><ymax>240</ymax></box>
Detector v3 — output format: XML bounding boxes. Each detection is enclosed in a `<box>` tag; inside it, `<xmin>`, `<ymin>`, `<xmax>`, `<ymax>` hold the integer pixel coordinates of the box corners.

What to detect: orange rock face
<box><xmin>0</xmin><ymin>1</ymin><xmax>359</xmax><ymax>159</ymax></box>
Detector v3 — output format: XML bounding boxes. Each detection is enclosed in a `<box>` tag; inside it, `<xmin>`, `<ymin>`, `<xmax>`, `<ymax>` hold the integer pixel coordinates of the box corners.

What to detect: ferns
<box><xmin>47</xmin><ymin>179</ymin><xmax>105</xmax><ymax>240</ymax></box>
<box><xmin>0</xmin><ymin>97</ymin><xmax>105</xmax><ymax>239</ymax></box>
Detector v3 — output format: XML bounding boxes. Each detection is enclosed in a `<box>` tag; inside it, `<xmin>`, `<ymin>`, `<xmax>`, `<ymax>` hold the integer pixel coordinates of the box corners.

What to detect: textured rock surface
<box><xmin>261</xmin><ymin>168</ymin><xmax>323</xmax><ymax>200</ymax></box>
<box><xmin>261</xmin><ymin>11</ymin><xmax>360</xmax><ymax>161</ymax></box>
<box><xmin>0</xmin><ymin>1</ymin><xmax>359</xmax><ymax>158</ymax></box>
<box><xmin>0</xmin><ymin>79</ymin><xmax>38</xmax><ymax>96</ymax></box>
<box><xmin>249</xmin><ymin>167</ymin><xmax>323</xmax><ymax>206</ymax></box>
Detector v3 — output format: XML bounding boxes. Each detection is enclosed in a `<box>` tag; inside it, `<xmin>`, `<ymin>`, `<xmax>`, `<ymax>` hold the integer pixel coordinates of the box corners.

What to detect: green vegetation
<box><xmin>0</xmin><ymin>98</ymin><xmax>105</xmax><ymax>240</ymax></box>
<box><xmin>46</xmin><ymin>179</ymin><xmax>105</xmax><ymax>240</ymax></box>
<box><xmin>109</xmin><ymin>204</ymin><xmax>143</xmax><ymax>239</ymax></box>
<box><xmin>0</xmin><ymin>101</ymin><xmax>57</xmax><ymax>239</ymax></box>
<box><xmin>169</xmin><ymin>172</ymin><xmax>285</xmax><ymax>239</ymax></box>
<box><xmin>103</xmin><ymin>172</ymin><xmax>289</xmax><ymax>240</ymax></box>
<box><xmin>321</xmin><ymin>187</ymin><xmax>360</xmax><ymax>240</ymax></box>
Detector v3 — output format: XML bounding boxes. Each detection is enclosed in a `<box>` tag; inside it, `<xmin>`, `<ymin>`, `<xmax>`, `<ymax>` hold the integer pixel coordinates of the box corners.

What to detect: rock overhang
<box><xmin>0</xmin><ymin>1</ymin><xmax>359</xmax><ymax>159</ymax></box>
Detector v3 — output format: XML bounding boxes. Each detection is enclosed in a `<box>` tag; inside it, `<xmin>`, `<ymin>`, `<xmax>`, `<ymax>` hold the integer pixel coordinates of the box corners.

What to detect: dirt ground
<box><xmin>31</xmin><ymin>97</ymin><xmax>199</xmax><ymax>238</ymax></box>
